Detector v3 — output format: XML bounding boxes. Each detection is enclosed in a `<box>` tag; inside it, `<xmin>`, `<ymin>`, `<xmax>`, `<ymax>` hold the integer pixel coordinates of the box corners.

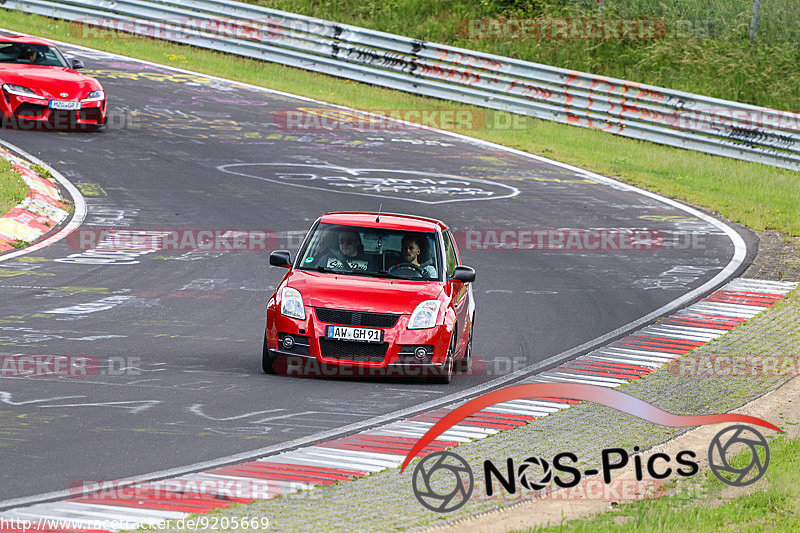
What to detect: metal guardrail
<box><xmin>4</xmin><ymin>0</ymin><xmax>800</xmax><ymax>171</ymax></box>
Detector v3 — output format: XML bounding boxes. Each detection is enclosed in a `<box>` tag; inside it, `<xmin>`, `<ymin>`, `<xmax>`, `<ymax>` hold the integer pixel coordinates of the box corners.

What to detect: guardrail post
<box><xmin>750</xmin><ymin>0</ymin><xmax>762</xmax><ymax>41</ymax></box>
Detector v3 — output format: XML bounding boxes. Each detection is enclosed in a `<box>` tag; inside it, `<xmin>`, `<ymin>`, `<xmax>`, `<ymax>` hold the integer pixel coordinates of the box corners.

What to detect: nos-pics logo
<box><xmin>402</xmin><ymin>384</ymin><xmax>779</xmax><ymax>513</ymax></box>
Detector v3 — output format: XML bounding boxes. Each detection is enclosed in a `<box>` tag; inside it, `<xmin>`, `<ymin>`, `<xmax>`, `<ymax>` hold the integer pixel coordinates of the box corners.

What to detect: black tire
<box><xmin>262</xmin><ymin>331</ymin><xmax>276</xmax><ymax>374</ymax></box>
<box><xmin>430</xmin><ymin>332</ymin><xmax>456</xmax><ymax>384</ymax></box>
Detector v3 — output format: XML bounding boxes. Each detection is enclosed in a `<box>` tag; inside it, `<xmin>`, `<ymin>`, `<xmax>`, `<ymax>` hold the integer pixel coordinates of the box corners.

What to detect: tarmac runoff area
<box><xmin>135</xmin><ymin>242</ymin><xmax>800</xmax><ymax>533</ymax></box>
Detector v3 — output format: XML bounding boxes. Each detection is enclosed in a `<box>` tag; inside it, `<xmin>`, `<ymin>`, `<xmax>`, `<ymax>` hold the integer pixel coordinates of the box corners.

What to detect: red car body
<box><xmin>263</xmin><ymin>212</ymin><xmax>476</xmax><ymax>383</ymax></box>
<box><xmin>0</xmin><ymin>36</ymin><xmax>107</xmax><ymax>129</ymax></box>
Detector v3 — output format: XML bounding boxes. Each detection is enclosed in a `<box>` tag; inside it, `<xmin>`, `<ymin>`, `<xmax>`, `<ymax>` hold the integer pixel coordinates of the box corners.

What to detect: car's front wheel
<box><xmin>455</xmin><ymin>321</ymin><xmax>473</xmax><ymax>374</ymax></box>
<box><xmin>430</xmin><ymin>332</ymin><xmax>456</xmax><ymax>384</ymax></box>
<box><xmin>262</xmin><ymin>331</ymin><xmax>276</xmax><ymax>374</ymax></box>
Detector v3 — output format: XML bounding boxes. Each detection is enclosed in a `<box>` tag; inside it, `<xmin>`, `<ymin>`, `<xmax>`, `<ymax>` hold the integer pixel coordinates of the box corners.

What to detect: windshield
<box><xmin>297</xmin><ymin>223</ymin><xmax>441</xmax><ymax>281</ymax></box>
<box><xmin>0</xmin><ymin>43</ymin><xmax>70</xmax><ymax>67</ymax></box>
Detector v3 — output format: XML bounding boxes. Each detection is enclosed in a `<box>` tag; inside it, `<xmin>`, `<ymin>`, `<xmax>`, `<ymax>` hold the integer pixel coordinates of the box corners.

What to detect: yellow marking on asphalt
<box><xmin>0</xmin><ymin>270</ymin><xmax>55</xmax><ymax>277</ymax></box>
<box><xmin>82</xmin><ymin>69</ymin><xmax>213</xmax><ymax>84</ymax></box>
<box><xmin>16</xmin><ymin>257</ymin><xmax>49</xmax><ymax>263</ymax></box>
<box><xmin>244</xmin><ymin>132</ymin><xmax>262</xmax><ymax>138</ymax></box>
<box><xmin>475</xmin><ymin>156</ymin><xmax>511</xmax><ymax>166</ymax></box>
<box><xmin>75</xmin><ymin>182</ymin><xmax>107</xmax><ymax>197</ymax></box>
<box><xmin>46</xmin><ymin>286</ymin><xmax>110</xmax><ymax>294</ymax></box>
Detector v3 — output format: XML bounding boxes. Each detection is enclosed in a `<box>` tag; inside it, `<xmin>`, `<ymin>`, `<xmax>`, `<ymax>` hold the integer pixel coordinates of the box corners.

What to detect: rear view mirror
<box><xmin>270</xmin><ymin>250</ymin><xmax>292</xmax><ymax>268</ymax></box>
<box><xmin>68</xmin><ymin>58</ymin><xmax>84</xmax><ymax>69</ymax></box>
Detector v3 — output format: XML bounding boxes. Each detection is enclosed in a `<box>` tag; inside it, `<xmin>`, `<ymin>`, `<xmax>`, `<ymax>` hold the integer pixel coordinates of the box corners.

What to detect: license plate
<box><xmin>326</xmin><ymin>325</ymin><xmax>383</xmax><ymax>343</ymax></box>
<box><xmin>49</xmin><ymin>100</ymin><xmax>81</xmax><ymax>110</ymax></box>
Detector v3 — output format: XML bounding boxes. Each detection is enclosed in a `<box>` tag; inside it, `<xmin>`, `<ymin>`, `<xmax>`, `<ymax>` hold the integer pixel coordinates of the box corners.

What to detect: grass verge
<box><xmin>1</xmin><ymin>10</ymin><xmax>799</xmax><ymax>238</ymax></box>
<box><xmin>529</xmin><ymin>435</ymin><xmax>800</xmax><ymax>532</ymax></box>
<box><xmin>0</xmin><ymin>157</ymin><xmax>28</xmax><ymax>216</ymax></box>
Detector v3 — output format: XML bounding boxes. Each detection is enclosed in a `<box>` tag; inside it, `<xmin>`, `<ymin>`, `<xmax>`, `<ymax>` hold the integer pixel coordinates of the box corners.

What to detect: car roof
<box><xmin>319</xmin><ymin>212</ymin><xmax>446</xmax><ymax>232</ymax></box>
<box><xmin>0</xmin><ymin>36</ymin><xmax>56</xmax><ymax>47</ymax></box>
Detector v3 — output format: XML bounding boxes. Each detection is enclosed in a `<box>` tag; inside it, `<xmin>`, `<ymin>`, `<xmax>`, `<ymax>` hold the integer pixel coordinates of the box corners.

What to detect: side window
<box><xmin>442</xmin><ymin>230</ymin><xmax>458</xmax><ymax>278</ymax></box>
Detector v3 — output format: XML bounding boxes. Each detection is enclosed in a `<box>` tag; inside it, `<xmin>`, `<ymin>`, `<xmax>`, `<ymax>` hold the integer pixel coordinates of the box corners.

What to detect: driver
<box><xmin>398</xmin><ymin>235</ymin><xmax>436</xmax><ymax>278</ymax></box>
<box><xmin>318</xmin><ymin>230</ymin><xmax>370</xmax><ymax>271</ymax></box>
<box><xmin>19</xmin><ymin>46</ymin><xmax>39</xmax><ymax>64</ymax></box>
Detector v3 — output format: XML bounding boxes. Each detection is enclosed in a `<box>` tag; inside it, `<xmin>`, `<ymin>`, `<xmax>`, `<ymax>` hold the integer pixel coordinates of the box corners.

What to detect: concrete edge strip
<box><xmin>0</xmin><ymin>28</ymin><xmax>753</xmax><ymax>512</ymax></box>
<box><xmin>0</xmin><ymin>278</ymin><xmax>795</xmax><ymax>531</ymax></box>
<box><xmin>0</xmin><ymin>139</ymin><xmax>87</xmax><ymax>263</ymax></box>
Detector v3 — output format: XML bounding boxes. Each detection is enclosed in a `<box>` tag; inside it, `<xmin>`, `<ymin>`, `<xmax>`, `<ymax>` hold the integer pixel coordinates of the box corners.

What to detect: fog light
<box><xmin>282</xmin><ymin>335</ymin><xmax>295</xmax><ymax>350</ymax></box>
<box><xmin>414</xmin><ymin>346</ymin><xmax>428</xmax><ymax>361</ymax></box>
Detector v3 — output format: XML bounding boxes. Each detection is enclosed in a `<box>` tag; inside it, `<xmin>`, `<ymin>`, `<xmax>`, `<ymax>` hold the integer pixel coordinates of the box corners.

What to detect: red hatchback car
<box><xmin>263</xmin><ymin>212</ymin><xmax>476</xmax><ymax>383</ymax></box>
<box><xmin>0</xmin><ymin>36</ymin><xmax>107</xmax><ymax>129</ymax></box>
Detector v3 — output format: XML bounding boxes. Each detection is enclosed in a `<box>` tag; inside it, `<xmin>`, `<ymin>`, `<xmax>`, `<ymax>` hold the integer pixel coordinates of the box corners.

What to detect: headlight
<box><xmin>2</xmin><ymin>84</ymin><xmax>46</xmax><ymax>100</ymax></box>
<box><xmin>280</xmin><ymin>287</ymin><xmax>305</xmax><ymax>320</ymax></box>
<box><xmin>82</xmin><ymin>90</ymin><xmax>105</xmax><ymax>102</ymax></box>
<box><xmin>407</xmin><ymin>300</ymin><xmax>441</xmax><ymax>330</ymax></box>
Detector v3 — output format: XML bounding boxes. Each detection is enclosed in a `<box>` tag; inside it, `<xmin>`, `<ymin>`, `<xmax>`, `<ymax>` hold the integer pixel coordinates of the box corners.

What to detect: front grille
<box><xmin>319</xmin><ymin>338</ymin><xmax>388</xmax><ymax>363</ymax></box>
<box><xmin>14</xmin><ymin>103</ymin><xmax>47</xmax><ymax>118</ymax></box>
<box><xmin>315</xmin><ymin>308</ymin><xmax>399</xmax><ymax>328</ymax></box>
<box><xmin>79</xmin><ymin>108</ymin><xmax>103</xmax><ymax>122</ymax></box>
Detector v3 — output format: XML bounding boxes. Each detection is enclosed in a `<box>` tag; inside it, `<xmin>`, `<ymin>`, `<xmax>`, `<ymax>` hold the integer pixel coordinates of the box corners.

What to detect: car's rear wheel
<box><xmin>430</xmin><ymin>331</ymin><xmax>456</xmax><ymax>384</ymax></box>
<box><xmin>262</xmin><ymin>331</ymin><xmax>276</xmax><ymax>374</ymax></box>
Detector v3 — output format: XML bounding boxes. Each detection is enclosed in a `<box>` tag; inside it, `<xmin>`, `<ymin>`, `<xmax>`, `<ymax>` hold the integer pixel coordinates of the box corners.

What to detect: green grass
<box><xmin>0</xmin><ymin>157</ymin><xmax>28</xmax><ymax>216</ymax></box>
<box><xmin>1</xmin><ymin>10</ymin><xmax>799</xmax><ymax>236</ymax></box>
<box><xmin>527</xmin><ymin>435</ymin><xmax>800</xmax><ymax>532</ymax></box>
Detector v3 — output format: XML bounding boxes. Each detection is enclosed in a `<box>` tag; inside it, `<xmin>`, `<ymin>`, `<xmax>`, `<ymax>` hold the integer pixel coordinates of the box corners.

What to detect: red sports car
<box><xmin>0</xmin><ymin>36</ymin><xmax>107</xmax><ymax>129</ymax></box>
<box><xmin>264</xmin><ymin>212</ymin><xmax>476</xmax><ymax>383</ymax></box>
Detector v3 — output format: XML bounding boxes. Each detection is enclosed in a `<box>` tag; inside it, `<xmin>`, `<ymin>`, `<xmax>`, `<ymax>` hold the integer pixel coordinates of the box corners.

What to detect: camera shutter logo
<box><xmin>517</xmin><ymin>456</ymin><xmax>552</xmax><ymax>491</ymax></box>
<box><xmin>708</xmin><ymin>425</ymin><xmax>770</xmax><ymax>487</ymax></box>
<box><xmin>412</xmin><ymin>451</ymin><xmax>474</xmax><ymax>512</ymax></box>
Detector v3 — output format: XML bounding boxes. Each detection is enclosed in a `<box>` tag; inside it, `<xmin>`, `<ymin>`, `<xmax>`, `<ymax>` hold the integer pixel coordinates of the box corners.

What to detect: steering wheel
<box><xmin>388</xmin><ymin>262</ymin><xmax>425</xmax><ymax>278</ymax></box>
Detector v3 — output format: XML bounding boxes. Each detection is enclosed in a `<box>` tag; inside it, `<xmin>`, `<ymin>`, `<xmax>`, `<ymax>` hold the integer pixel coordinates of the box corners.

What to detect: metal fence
<box><xmin>4</xmin><ymin>0</ymin><xmax>800</xmax><ymax>171</ymax></box>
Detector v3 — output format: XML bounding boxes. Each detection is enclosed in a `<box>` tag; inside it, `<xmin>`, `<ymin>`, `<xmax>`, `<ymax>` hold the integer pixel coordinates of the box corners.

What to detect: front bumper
<box><xmin>1</xmin><ymin>93</ymin><xmax>107</xmax><ymax>128</ymax></box>
<box><xmin>266</xmin><ymin>306</ymin><xmax>452</xmax><ymax>377</ymax></box>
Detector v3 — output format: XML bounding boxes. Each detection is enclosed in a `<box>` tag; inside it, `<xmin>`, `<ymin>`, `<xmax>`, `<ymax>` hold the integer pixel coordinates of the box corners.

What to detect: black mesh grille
<box><xmin>319</xmin><ymin>338</ymin><xmax>388</xmax><ymax>362</ymax></box>
<box><xmin>79</xmin><ymin>108</ymin><xmax>103</xmax><ymax>121</ymax></box>
<box><xmin>14</xmin><ymin>103</ymin><xmax>47</xmax><ymax>118</ymax></box>
<box><xmin>315</xmin><ymin>308</ymin><xmax>399</xmax><ymax>328</ymax></box>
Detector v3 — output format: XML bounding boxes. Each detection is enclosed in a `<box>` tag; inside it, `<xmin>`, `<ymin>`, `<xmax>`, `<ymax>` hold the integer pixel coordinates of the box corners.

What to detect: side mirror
<box><xmin>269</xmin><ymin>250</ymin><xmax>292</xmax><ymax>268</ymax></box>
<box><xmin>68</xmin><ymin>58</ymin><xmax>84</xmax><ymax>69</ymax></box>
<box><xmin>450</xmin><ymin>265</ymin><xmax>476</xmax><ymax>283</ymax></box>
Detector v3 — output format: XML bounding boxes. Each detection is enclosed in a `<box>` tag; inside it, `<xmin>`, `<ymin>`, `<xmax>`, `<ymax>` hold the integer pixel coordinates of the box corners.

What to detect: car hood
<box><xmin>285</xmin><ymin>270</ymin><xmax>443</xmax><ymax>314</ymax></box>
<box><xmin>0</xmin><ymin>64</ymin><xmax>101</xmax><ymax>99</ymax></box>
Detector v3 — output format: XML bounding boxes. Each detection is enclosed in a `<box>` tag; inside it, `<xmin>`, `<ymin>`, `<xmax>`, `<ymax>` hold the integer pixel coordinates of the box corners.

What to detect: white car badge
<box><xmin>60</xmin><ymin>92</ymin><xmax>69</xmax><ymax>97</ymax></box>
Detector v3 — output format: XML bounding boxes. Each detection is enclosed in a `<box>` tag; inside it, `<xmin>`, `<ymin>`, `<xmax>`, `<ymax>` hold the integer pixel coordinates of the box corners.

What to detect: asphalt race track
<box><xmin>0</xmin><ymin>39</ymin><xmax>754</xmax><ymax>504</ymax></box>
